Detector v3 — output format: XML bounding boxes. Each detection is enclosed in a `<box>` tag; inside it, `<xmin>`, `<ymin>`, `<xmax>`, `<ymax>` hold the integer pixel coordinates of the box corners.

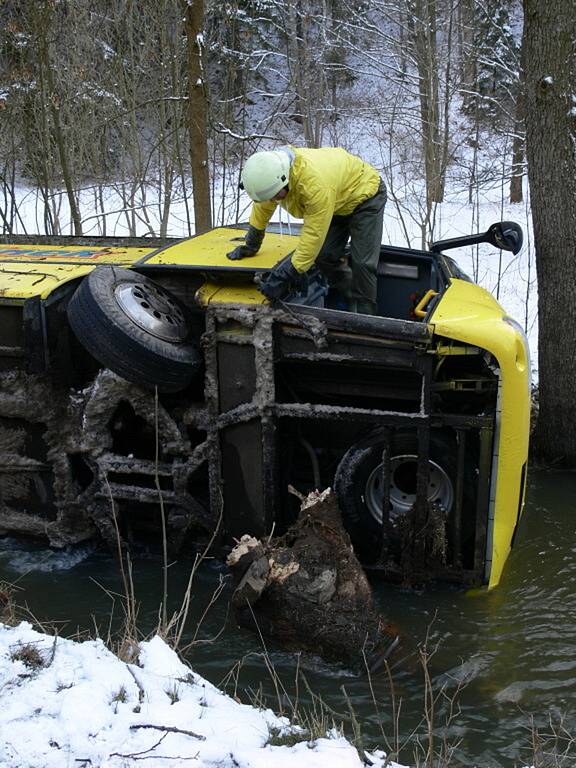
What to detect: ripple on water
<box><xmin>0</xmin><ymin>538</ymin><xmax>97</xmax><ymax>574</ymax></box>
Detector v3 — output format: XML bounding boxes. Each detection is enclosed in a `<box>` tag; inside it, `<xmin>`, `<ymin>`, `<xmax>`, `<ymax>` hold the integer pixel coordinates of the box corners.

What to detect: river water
<box><xmin>1</xmin><ymin>470</ymin><xmax>575</xmax><ymax>767</ymax></box>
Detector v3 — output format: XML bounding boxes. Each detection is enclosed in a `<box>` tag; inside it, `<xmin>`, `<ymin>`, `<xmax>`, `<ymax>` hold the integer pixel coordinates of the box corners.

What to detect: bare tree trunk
<box><xmin>509</xmin><ymin>83</ymin><xmax>524</xmax><ymax>204</ymax></box>
<box><xmin>183</xmin><ymin>0</ymin><xmax>212</xmax><ymax>234</ymax></box>
<box><xmin>458</xmin><ymin>0</ymin><xmax>476</xmax><ymax>109</ymax></box>
<box><xmin>286</xmin><ymin>0</ymin><xmax>314</xmax><ymax>146</ymax></box>
<box><xmin>412</xmin><ymin>0</ymin><xmax>444</xmax><ymax>206</ymax></box>
<box><xmin>523</xmin><ymin>0</ymin><xmax>576</xmax><ymax>464</ymax></box>
<box><xmin>39</xmin><ymin>42</ymin><xmax>82</xmax><ymax>236</ymax></box>
<box><xmin>32</xmin><ymin>3</ymin><xmax>82</xmax><ymax>236</ymax></box>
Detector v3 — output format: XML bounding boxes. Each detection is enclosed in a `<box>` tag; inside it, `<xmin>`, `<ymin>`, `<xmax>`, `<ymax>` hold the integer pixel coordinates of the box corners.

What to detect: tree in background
<box><xmin>0</xmin><ymin>0</ymin><xmax>110</xmax><ymax>235</ymax></box>
<box><xmin>460</xmin><ymin>0</ymin><xmax>524</xmax><ymax>203</ymax></box>
<box><xmin>461</xmin><ymin>0</ymin><xmax>519</xmax><ymax>119</ymax></box>
<box><xmin>183</xmin><ymin>0</ymin><xmax>212</xmax><ymax>234</ymax></box>
<box><xmin>281</xmin><ymin>0</ymin><xmax>356</xmax><ymax>147</ymax></box>
<box><xmin>523</xmin><ymin>0</ymin><xmax>576</xmax><ymax>464</ymax></box>
<box><xmin>0</xmin><ymin>0</ymin><xmax>529</xmax><ymax>242</ymax></box>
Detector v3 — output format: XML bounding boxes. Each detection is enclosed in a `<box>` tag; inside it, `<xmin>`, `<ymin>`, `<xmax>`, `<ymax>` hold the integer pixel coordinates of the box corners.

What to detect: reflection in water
<box><xmin>1</xmin><ymin>472</ymin><xmax>576</xmax><ymax>767</ymax></box>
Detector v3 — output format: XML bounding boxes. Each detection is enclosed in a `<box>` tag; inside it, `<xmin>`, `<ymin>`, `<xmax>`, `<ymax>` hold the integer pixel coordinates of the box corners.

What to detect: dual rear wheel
<box><xmin>334</xmin><ymin>431</ymin><xmax>475</xmax><ymax>564</ymax></box>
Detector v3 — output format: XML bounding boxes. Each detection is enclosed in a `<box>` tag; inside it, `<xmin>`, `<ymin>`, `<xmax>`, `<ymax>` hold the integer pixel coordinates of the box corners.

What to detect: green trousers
<box><xmin>315</xmin><ymin>180</ymin><xmax>387</xmax><ymax>315</ymax></box>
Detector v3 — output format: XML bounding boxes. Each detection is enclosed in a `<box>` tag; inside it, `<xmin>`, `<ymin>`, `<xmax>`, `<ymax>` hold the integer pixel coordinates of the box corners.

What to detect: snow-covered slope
<box><xmin>0</xmin><ymin>622</ymin><xmax>402</xmax><ymax>768</ymax></box>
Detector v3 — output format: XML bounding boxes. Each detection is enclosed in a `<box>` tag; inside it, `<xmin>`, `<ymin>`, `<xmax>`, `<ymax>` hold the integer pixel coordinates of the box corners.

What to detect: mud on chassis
<box><xmin>0</xmin><ymin>298</ymin><xmax>492</xmax><ymax>587</ymax></box>
<box><xmin>203</xmin><ymin>302</ymin><xmax>495</xmax><ymax>588</ymax></box>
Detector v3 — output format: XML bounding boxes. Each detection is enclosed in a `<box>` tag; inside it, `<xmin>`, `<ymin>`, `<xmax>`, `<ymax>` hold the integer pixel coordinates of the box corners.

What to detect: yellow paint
<box><xmin>0</xmin><ymin>229</ymin><xmax>297</xmax><ymax>300</ymax></box>
<box><xmin>0</xmin><ymin>243</ymin><xmax>156</xmax><ymax>299</ymax></box>
<box><xmin>0</xmin><ymin>244</ymin><xmax>154</xmax><ymax>264</ymax></box>
<box><xmin>195</xmin><ymin>282</ymin><xmax>268</xmax><ymax>306</ymax></box>
<box><xmin>0</xmin><ymin>264</ymin><xmax>97</xmax><ymax>300</ymax></box>
<box><xmin>145</xmin><ymin>227</ymin><xmax>298</xmax><ymax>269</ymax></box>
<box><xmin>431</xmin><ymin>279</ymin><xmax>531</xmax><ymax>589</ymax></box>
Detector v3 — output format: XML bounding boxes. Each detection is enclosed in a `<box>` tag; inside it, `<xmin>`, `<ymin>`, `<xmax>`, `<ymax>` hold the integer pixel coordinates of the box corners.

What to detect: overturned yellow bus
<box><xmin>0</xmin><ymin>222</ymin><xmax>529</xmax><ymax>589</ymax></box>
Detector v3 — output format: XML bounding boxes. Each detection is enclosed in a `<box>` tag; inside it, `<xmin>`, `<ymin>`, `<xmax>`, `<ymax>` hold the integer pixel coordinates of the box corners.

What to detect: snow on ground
<box><xmin>0</xmin><ymin>622</ymin><xmax>401</xmax><ymax>768</ymax></box>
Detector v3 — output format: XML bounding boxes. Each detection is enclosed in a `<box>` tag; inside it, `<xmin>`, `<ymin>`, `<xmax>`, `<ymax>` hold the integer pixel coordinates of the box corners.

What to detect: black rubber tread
<box><xmin>334</xmin><ymin>430</ymin><xmax>476</xmax><ymax>564</ymax></box>
<box><xmin>67</xmin><ymin>266</ymin><xmax>202</xmax><ymax>392</ymax></box>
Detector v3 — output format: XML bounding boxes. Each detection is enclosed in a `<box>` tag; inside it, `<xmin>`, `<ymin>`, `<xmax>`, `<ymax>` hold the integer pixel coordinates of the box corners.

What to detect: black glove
<box><xmin>227</xmin><ymin>226</ymin><xmax>265</xmax><ymax>260</ymax></box>
<box><xmin>258</xmin><ymin>257</ymin><xmax>308</xmax><ymax>302</ymax></box>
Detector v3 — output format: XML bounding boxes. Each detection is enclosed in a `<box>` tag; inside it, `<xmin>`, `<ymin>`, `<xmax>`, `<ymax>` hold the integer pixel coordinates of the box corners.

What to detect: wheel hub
<box><xmin>364</xmin><ymin>454</ymin><xmax>454</xmax><ymax>524</ymax></box>
<box><xmin>114</xmin><ymin>282</ymin><xmax>188</xmax><ymax>343</ymax></box>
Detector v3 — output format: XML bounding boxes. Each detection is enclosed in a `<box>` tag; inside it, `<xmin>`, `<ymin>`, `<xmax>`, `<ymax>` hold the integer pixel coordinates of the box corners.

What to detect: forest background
<box><xmin>0</xmin><ymin>0</ymin><xmax>574</xmax><ymax>463</ymax></box>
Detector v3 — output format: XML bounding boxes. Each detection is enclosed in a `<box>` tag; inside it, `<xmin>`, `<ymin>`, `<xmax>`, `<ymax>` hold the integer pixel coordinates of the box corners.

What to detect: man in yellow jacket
<box><xmin>227</xmin><ymin>146</ymin><xmax>387</xmax><ymax>315</ymax></box>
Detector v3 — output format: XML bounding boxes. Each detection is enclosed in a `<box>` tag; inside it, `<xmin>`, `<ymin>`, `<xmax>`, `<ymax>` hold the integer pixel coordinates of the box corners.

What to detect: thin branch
<box><xmin>129</xmin><ymin>724</ymin><xmax>205</xmax><ymax>741</ymax></box>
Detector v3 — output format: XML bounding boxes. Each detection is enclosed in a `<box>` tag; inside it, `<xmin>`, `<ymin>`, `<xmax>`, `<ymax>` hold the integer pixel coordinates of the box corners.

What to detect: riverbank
<box><xmin>0</xmin><ymin>621</ymin><xmax>400</xmax><ymax>768</ymax></box>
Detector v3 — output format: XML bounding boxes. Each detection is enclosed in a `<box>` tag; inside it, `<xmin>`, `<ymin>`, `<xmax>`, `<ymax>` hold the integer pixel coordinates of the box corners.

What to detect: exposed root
<box><xmin>227</xmin><ymin>488</ymin><xmax>399</xmax><ymax>671</ymax></box>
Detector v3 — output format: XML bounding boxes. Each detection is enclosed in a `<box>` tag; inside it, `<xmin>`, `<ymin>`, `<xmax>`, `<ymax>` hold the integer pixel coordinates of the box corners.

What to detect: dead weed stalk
<box><xmin>526</xmin><ymin>712</ymin><xmax>576</xmax><ymax>768</ymax></box>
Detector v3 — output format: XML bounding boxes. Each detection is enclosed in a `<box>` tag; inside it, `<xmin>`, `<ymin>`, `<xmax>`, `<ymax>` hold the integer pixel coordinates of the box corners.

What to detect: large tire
<box><xmin>67</xmin><ymin>266</ymin><xmax>202</xmax><ymax>393</ymax></box>
<box><xmin>334</xmin><ymin>430</ymin><xmax>476</xmax><ymax>564</ymax></box>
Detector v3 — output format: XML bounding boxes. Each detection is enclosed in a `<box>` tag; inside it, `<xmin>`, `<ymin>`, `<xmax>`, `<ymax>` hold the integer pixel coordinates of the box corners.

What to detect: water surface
<box><xmin>1</xmin><ymin>471</ymin><xmax>575</xmax><ymax>767</ymax></box>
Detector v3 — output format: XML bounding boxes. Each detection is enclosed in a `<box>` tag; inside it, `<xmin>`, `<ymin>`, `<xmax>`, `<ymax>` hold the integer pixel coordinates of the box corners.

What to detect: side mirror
<box><xmin>486</xmin><ymin>222</ymin><xmax>523</xmax><ymax>255</ymax></box>
<box><xmin>430</xmin><ymin>221</ymin><xmax>524</xmax><ymax>255</ymax></box>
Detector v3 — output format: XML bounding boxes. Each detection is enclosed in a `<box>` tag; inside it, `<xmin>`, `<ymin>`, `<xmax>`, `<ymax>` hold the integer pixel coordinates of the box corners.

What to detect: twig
<box><xmin>110</xmin><ymin>755</ymin><xmax>199</xmax><ymax>762</ymax></box>
<box><xmin>129</xmin><ymin>724</ymin><xmax>205</xmax><ymax>740</ymax></box>
<box><xmin>265</xmin><ymin>521</ymin><xmax>276</xmax><ymax>546</ymax></box>
<box><xmin>245</xmin><ymin>600</ymin><xmax>293</xmax><ymax>716</ymax></box>
<box><xmin>188</xmin><ymin>575</ymin><xmax>227</xmax><ymax>647</ymax></box>
<box><xmin>154</xmin><ymin>386</ymin><xmax>169</xmax><ymax>631</ymax></box>
<box><xmin>169</xmin><ymin>505</ymin><xmax>224</xmax><ymax>651</ymax></box>
<box><xmin>362</xmin><ymin>648</ymin><xmax>393</xmax><ymax>758</ymax></box>
<box><xmin>341</xmin><ymin>684</ymin><xmax>367</xmax><ymax>763</ymax></box>
<box><xmin>110</xmin><ymin>733</ymin><xmax>167</xmax><ymax>758</ymax></box>
<box><xmin>126</xmin><ymin>664</ymin><xmax>145</xmax><ymax>704</ymax></box>
<box><xmin>110</xmin><ymin>733</ymin><xmax>199</xmax><ymax>761</ymax></box>
<box><xmin>46</xmin><ymin>634</ymin><xmax>58</xmax><ymax>667</ymax></box>
<box><xmin>105</xmin><ymin>475</ymin><xmax>138</xmax><ymax>642</ymax></box>
<box><xmin>287</xmin><ymin>484</ymin><xmax>306</xmax><ymax>501</ymax></box>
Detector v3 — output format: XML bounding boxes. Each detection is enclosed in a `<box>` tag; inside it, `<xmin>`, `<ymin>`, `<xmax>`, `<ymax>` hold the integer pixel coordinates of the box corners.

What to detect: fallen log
<box><xmin>227</xmin><ymin>488</ymin><xmax>399</xmax><ymax>671</ymax></box>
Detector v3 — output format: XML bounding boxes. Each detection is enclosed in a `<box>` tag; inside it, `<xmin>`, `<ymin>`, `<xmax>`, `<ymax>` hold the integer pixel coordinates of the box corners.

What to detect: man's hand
<box><xmin>227</xmin><ymin>226</ymin><xmax>265</xmax><ymax>260</ymax></box>
<box><xmin>258</xmin><ymin>257</ymin><xmax>308</xmax><ymax>302</ymax></box>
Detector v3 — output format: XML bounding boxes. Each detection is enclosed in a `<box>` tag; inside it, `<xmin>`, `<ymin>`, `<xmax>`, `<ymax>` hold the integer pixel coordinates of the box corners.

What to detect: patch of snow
<box><xmin>0</xmin><ymin>623</ymin><xmax>403</xmax><ymax>768</ymax></box>
<box><xmin>97</xmin><ymin>40</ymin><xmax>116</xmax><ymax>60</ymax></box>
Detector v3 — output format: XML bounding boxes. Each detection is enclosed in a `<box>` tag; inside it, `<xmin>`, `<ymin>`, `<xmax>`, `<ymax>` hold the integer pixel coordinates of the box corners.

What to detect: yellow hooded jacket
<box><xmin>248</xmin><ymin>147</ymin><xmax>380</xmax><ymax>273</ymax></box>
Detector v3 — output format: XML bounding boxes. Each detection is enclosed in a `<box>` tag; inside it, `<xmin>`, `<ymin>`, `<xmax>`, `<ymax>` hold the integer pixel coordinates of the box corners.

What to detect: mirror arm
<box><xmin>430</xmin><ymin>232</ymin><xmax>488</xmax><ymax>253</ymax></box>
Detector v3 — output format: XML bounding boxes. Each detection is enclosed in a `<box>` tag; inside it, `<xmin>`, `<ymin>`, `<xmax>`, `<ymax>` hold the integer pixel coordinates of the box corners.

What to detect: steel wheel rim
<box><xmin>114</xmin><ymin>282</ymin><xmax>188</xmax><ymax>343</ymax></box>
<box><xmin>364</xmin><ymin>454</ymin><xmax>454</xmax><ymax>524</ymax></box>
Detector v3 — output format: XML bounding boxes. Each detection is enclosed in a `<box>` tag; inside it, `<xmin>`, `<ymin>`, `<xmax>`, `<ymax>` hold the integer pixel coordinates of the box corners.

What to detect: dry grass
<box><xmin>165</xmin><ymin>681</ymin><xmax>181</xmax><ymax>704</ymax></box>
<box><xmin>527</xmin><ymin>713</ymin><xmax>576</xmax><ymax>768</ymax></box>
<box><xmin>0</xmin><ymin>581</ymin><xmax>20</xmax><ymax>626</ymax></box>
<box><xmin>10</xmin><ymin>641</ymin><xmax>46</xmax><ymax>670</ymax></box>
<box><xmin>266</xmin><ymin>725</ymin><xmax>311</xmax><ymax>748</ymax></box>
<box><xmin>110</xmin><ymin>685</ymin><xmax>128</xmax><ymax>704</ymax></box>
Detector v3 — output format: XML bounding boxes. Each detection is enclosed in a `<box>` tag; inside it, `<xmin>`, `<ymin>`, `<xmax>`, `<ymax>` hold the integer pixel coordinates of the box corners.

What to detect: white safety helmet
<box><xmin>240</xmin><ymin>149</ymin><xmax>292</xmax><ymax>202</ymax></box>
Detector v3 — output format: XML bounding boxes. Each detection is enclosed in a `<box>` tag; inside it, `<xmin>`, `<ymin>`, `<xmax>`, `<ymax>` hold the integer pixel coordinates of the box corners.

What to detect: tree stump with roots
<box><xmin>227</xmin><ymin>488</ymin><xmax>399</xmax><ymax>671</ymax></box>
